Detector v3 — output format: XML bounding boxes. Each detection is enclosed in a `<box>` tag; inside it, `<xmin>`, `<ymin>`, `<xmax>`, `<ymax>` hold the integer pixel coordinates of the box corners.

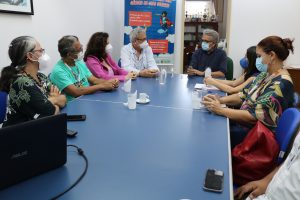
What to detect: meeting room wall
<box><xmin>0</xmin><ymin>0</ymin><xmax>105</xmax><ymax>75</ymax></box>
<box><xmin>103</xmin><ymin>0</ymin><xmax>185</xmax><ymax>74</ymax></box>
<box><xmin>228</xmin><ymin>0</ymin><xmax>300</xmax><ymax>78</ymax></box>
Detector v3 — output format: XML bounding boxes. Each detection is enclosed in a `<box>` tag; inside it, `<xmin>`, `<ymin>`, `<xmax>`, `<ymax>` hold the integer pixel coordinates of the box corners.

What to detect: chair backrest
<box><xmin>276</xmin><ymin>108</ymin><xmax>300</xmax><ymax>164</ymax></box>
<box><xmin>294</xmin><ymin>92</ymin><xmax>300</xmax><ymax>107</ymax></box>
<box><xmin>226</xmin><ymin>57</ymin><xmax>233</xmax><ymax>80</ymax></box>
<box><xmin>0</xmin><ymin>91</ymin><xmax>8</xmax><ymax>123</ymax></box>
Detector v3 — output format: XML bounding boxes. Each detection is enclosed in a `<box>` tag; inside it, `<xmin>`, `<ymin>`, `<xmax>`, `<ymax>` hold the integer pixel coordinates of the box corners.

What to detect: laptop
<box><xmin>0</xmin><ymin>113</ymin><xmax>67</xmax><ymax>189</ymax></box>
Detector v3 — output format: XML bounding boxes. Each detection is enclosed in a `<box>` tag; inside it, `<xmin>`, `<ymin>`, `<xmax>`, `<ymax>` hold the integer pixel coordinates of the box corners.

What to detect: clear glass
<box><xmin>127</xmin><ymin>93</ymin><xmax>136</xmax><ymax>109</ymax></box>
<box><xmin>192</xmin><ymin>89</ymin><xmax>208</xmax><ymax>109</ymax></box>
<box><xmin>199</xmin><ymin>89</ymin><xmax>208</xmax><ymax>107</ymax></box>
<box><xmin>159</xmin><ymin>69</ymin><xmax>167</xmax><ymax>85</ymax></box>
<box><xmin>192</xmin><ymin>91</ymin><xmax>202</xmax><ymax>109</ymax></box>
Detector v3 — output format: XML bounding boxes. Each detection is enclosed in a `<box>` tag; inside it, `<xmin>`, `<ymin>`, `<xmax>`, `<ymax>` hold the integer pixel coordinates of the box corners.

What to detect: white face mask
<box><xmin>139</xmin><ymin>41</ymin><xmax>148</xmax><ymax>49</ymax></box>
<box><xmin>105</xmin><ymin>44</ymin><xmax>113</xmax><ymax>54</ymax></box>
<box><xmin>75</xmin><ymin>51</ymin><xmax>84</xmax><ymax>62</ymax></box>
<box><xmin>32</xmin><ymin>53</ymin><xmax>51</xmax><ymax>71</ymax></box>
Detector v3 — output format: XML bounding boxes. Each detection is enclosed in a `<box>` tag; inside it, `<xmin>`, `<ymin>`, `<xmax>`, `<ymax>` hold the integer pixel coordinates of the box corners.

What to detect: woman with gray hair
<box><xmin>121</xmin><ymin>27</ymin><xmax>159</xmax><ymax>78</ymax></box>
<box><xmin>187</xmin><ymin>29</ymin><xmax>227</xmax><ymax>78</ymax></box>
<box><xmin>50</xmin><ymin>35</ymin><xmax>119</xmax><ymax>102</ymax></box>
<box><xmin>0</xmin><ymin>36</ymin><xmax>66</xmax><ymax>127</ymax></box>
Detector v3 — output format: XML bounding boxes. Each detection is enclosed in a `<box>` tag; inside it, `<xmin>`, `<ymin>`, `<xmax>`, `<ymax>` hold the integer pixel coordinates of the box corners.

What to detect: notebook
<box><xmin>0</xmin><ymin>113</ymin><xmax>67</xmax><ymax>189</ymax></box>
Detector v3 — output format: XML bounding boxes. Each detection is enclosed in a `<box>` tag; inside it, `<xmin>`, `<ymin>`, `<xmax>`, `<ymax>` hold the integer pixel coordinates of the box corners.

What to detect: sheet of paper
<box><xmin>194</xmin><ymin>83</ymin><xmax>219</xmax><ymax>90</ymax></box>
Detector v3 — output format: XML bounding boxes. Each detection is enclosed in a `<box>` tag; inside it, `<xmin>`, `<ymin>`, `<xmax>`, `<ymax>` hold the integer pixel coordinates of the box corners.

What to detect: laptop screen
<box><xmin>0</xmin><ymin>114</ymin><xmax>67</xmax><ymax>189</ymax></box>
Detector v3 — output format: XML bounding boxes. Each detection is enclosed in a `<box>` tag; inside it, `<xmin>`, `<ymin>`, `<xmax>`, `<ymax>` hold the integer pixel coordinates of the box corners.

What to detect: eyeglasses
<box><xmin>136</xmin><ymin>38</ymin><xmax>147</xmax><ymax>42</ymax></box>
<box><xmin>201</xmin><ymin>39</ymin><xmax>213</xmax><ymax>43</ymax></box>
<box><xmin>32</xmin><ymin>48</ymin><xmax>45</xmax><ymax>54</ymax></box>
<box><xmin>73</xmin><ymin>45</ymin><xmax>83</xmax><ymax>54</ymax></box>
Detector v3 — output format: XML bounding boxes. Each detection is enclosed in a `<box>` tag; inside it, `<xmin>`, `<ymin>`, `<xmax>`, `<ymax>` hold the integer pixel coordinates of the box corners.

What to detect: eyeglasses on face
<box><xmin>32</xmin><ymin>48</ymin><xmax>45</xmax><ymax>54</ymax></box>
<box><xmin>74</xmin><ymin>45</ymin><xmax>83</xmax><ymax>54</ymax></box>
<box><xmin>136</xmin><ymin>38</ymin><xmax>147</xmax><ymax>42</ymax></box>
<box><xmin>201</xmin><ymin>39</ymin><xmax>213</xmax><ymax>43</ymax></box>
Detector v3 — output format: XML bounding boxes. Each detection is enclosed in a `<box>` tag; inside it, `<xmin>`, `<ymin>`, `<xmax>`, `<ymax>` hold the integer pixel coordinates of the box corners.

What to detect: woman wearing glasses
<box><xmin>0</xmin><ymin>36</ymin><xmax>66</xmax><ymax>127</ymax></box>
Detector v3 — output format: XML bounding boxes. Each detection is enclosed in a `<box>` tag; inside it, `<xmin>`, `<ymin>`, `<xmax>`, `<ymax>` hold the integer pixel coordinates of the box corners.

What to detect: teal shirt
<box><xmin>50</xmin><ymin>60</ymin><xmax>92</xmax><ymax>102</ymax></box>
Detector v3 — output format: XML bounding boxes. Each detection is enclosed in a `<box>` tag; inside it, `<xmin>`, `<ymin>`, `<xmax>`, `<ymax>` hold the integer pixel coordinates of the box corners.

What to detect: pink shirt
<box><xmin>85</xmin><ymin>54</ymin><xmax>128</xmax><ymax>81</ymax></box>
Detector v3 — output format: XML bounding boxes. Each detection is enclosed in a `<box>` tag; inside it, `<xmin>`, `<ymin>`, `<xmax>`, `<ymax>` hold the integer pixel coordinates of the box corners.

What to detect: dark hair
<box><xmin>0</xmin><ymin>66</ymin><xmax>18</xmax><ymax>92</ymax></box>
<box><xmin>84</xmin><ymin>32</ymin><xmax>109</xmax><ymax>62</ymax></box>
<box><xmin>58</xmin><ymin>35</ymin><xmax>79</xmax><ymax>58</ymax></box>
<box><xmin>257</xmin><ymin>36</ymin><xmax>294</xmax><ymax>61</ymax></box>
<box><xmin>0</xmin><ymin>36</ymin><xmax>36</xmax><ymax>92</ymax></box>
<box><xmin>244</xmin><ymin>46</ymin><xmax>259</xmax><ymax>81</ymax></box>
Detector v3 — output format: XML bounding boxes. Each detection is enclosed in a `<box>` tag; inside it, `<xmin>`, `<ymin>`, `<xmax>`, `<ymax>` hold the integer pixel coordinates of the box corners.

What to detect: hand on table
<box><xmin>202</xmin><ymin>94</ymin><xmax>223</xmax><ymax>115</ymax></box>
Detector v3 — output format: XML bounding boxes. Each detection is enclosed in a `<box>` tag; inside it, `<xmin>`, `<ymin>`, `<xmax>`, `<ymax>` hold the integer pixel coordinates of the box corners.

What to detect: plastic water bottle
<box><xmin>159</xmin><ymin>69</ymin><xmax>167</xmax><ymax>85</ymax></box>
<box><xmin>170</xmin><ymin>67</ymin><xmax>174</xmax><ymax>77</ymax></box>
<box><xmin>205</xmin><ymin>67</ymin><xmax>211</xmax><ymax>78</ymax></box>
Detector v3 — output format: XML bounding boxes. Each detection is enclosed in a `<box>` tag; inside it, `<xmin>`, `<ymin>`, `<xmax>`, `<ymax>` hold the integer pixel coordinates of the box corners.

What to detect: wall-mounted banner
<box><xmin>124</xmin><ymin>0</ymin><xmax>176</xmax><ymax>65</ymax></box>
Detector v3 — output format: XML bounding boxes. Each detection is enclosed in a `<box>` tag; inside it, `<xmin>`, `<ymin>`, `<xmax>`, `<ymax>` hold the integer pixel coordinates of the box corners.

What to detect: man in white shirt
<box><xmin>235</xmin><ymin>130</ymin><xmax>300</xmax><ymax>200</ymax></box>
<box><xmin>121</xmin><ymin>27</ymin><xmax>159</xmax><ymax>78</ymax></box>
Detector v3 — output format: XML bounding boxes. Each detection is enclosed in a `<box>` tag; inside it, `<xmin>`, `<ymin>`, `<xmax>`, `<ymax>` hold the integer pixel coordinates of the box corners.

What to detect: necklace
<box><xmin>22</xmin><ymin>71</ymin><xmax>47</xmax><ymax>94</ymax></box>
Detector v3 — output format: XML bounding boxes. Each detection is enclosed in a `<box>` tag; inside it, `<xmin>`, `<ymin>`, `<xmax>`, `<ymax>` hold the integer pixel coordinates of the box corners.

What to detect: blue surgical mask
<box><xmin>255</xmin><ymin>57</ymin><xmax>268</xmax><ymax>72</ymax></box>
<box><xmin>201</xmin><ymin>42</ymin><xmax>210</xmax><ymax>51</ymax></box>
<box><xmin>240</xmin><ymin>57</ymin><xmax>248</xmax><ymax>69</ymax></box>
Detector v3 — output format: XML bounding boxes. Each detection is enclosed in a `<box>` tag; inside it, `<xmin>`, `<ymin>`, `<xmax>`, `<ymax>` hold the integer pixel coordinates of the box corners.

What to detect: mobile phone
<box><xmin>67</xmin><ymin>114</ymin><xmax>86</xmax><ymax>121</ymax></box>
<box><xmin>66</xmin><ymin>129</ymin><xmax>78</xmax><ymax>137</ymax></box>
<box><xmin>203</xmin><ymin>169</ymin><xmax>224</xmax><ymax>193</ymax></box>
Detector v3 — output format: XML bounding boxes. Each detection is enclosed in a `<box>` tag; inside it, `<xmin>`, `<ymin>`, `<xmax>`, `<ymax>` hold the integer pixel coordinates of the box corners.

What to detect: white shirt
<box><xmin>253</xmin><ymin>131</ymin><xmax>300</xmax><ymax>200</ymax></box>
<box><xmin>120</xmin><ymin>43</ymin><xmax>158</xmax><ymax>74</ymax></box>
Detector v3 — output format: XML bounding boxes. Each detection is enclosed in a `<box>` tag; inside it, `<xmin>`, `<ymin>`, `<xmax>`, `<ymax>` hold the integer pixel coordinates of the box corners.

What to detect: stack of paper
<box><xmin>194</xmin><ymin>83</ymin><xmax>219</xmax><ymax>91</ymax></box>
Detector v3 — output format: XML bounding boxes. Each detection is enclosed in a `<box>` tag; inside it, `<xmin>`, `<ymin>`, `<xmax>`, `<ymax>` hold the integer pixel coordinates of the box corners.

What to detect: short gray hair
<box><xmin>130</xmin><ymin>27</ymin><xmax>146</xmax><ymax>43</ymax></box>
<box><xmin>203</xmin><ymin>29</ymin><xmax>219</xmax><ymax>44</ymax></box>
<box><xmin>58</xmin><ymin>35</ymin><xmax>79</xmax><ymax>58</ymax></box>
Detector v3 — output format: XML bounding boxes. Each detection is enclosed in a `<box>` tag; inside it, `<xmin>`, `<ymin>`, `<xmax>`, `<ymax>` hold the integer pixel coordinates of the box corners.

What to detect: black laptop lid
<box><xmin>0</xmin><ymin>113</ymin><xmax>67</xmax><ymax>189</ymax></box>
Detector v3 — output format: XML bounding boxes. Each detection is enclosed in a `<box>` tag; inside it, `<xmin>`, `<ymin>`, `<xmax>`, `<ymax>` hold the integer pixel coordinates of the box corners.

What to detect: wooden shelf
<box><xmin>185</xmin><ymin>21</ymin><xmax>218</xmax><ymax>25</ymax></box>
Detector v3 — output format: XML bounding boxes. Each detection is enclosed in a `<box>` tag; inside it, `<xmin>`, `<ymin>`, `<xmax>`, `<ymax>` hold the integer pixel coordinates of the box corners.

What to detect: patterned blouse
<box><xmin>3</xmin><ymin>73</ymin><xmax>55</xmax><ymax>127</ymax></box>
<box><xmin>239</xmin><ymin>71</ymin><xmax>294</xmax><ymax>132</ymax></box>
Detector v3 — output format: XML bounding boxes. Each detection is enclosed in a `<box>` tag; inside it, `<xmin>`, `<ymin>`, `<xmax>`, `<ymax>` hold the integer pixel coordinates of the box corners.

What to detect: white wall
<box><xmin>0</xmin><ymin>0</ymin><xmax>105</xmax><ymax>75</ymax></box>
<box><xmin>103</xmin><ymin>0</ymin><xmax>124</xmax><ymax>62</ymax></box>
<box><xmin>0</xmin><ymin>0</ymin><xmax>185</xmax><ymax>75</ymax></box>
<box><xmin>2</xmin><ymin>0</ymin><xmax>299</xmax><ymax>78</ymax></box>
<box><xmin>228</xmin><ymin>0</ymin><xmax>300</xmax><ymax>78</ymax></box>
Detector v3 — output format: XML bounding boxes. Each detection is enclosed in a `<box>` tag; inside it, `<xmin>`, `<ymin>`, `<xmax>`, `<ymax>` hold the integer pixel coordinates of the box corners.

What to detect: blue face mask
<box><xmin>240</xmin><ymin>57</ymin><xmax>248</xmax><ymax>69</ymax></box>
<box><xmin>201</xmin><ymin>42</ymin><xmax>210</xmax><ymax>51</ymax></box>
<box><xmin>255</xmin><ymin>57</ymin><xmax>268</xmax><ymax>72</ymax></box>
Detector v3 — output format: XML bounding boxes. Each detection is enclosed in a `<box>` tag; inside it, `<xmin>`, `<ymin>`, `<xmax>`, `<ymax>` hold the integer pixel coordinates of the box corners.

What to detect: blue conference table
<box><xmin>0</xmin><ymin>74</ymin><xmax>233</xmax><ymax>200</ymax></box>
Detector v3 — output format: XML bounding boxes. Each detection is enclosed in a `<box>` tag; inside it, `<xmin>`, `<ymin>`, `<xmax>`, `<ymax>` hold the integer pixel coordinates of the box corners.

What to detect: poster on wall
<box><xmin>124</xmin><ymin>0</ymin><xmax>176</xmax><ymax>65</ymax></box>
